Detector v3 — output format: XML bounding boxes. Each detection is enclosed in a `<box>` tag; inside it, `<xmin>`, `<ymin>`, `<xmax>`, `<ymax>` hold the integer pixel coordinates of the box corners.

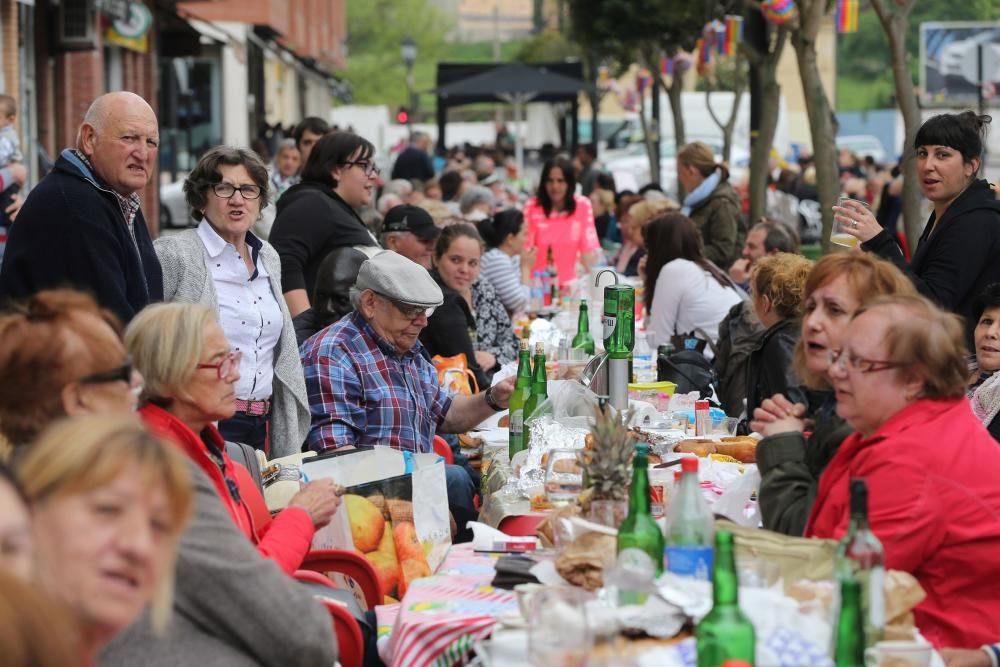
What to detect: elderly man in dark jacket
<box><xmin>0</xmin><ymin>92</ymin><xmax>163</xmax><ymax>323</ymax></box>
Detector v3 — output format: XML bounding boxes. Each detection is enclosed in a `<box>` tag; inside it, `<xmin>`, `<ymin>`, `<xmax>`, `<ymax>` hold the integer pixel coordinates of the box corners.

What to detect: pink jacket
<box><xmin>806</xmin><ymin>398</ymin><xmax>1000</xmax><ymax>649</ymax></box>
<box><xmin>524</xmin><ymin>194</ymin><xmax>599</xmax><ymax>285</ymax></box>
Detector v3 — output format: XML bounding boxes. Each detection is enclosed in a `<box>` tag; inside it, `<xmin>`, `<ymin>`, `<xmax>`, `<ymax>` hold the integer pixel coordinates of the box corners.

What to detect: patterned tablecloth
<box><xmin>375</xmin><ymin>545</ymin><xmax>517</xmax><ymax>667</ymax></box>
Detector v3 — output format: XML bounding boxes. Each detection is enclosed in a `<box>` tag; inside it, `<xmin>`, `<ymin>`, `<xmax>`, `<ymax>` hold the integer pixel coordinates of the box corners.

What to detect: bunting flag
<box><xmin>660</xmin><ymin>54</ymin><xmax>673</xmax><ymax>76</ymax></box>
<box><xmin>723</xmin><ymin>15</ymin><xmax>744</xmax><ymax>56</ymax></box>
<box><xmin>715</xmin><ymin>20</ymin><xmax>727</xmax><ymax>56</ymax></box>
<box><xmin>761</xmin><ymin>0</ymin><xmax>797</xmax><ymax>25</ymax></box>
<box><xmin>636</xmin><ymin>67</ymin><xmax>652</xmax><ymax>93</ymax></box>
<box><xmin>696</xmin><ymin>38</ymin><xmax>711</xmax><ymax>65</ymax></box>
<box><xmin>836</xmin><ymin>0</ymin><xmax>859</xmax><ymax>33</ymax></box>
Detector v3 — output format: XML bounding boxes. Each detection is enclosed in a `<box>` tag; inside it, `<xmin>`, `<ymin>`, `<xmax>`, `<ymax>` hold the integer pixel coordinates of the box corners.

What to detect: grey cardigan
<box><xmin>99</xmin><ymin>464</ymin><xmax>337</xmax><ymax>666</ymax></box>
<box><xmin>155</xmin><ymin>229</ymin><xmax>310</xmax><ymax>457</ymax></box>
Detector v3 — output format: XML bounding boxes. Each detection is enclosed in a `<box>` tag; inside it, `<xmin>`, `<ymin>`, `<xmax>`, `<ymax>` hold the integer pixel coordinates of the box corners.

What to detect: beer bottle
<box><xmin>617</xmin><ymin>442</ymin><xmax>665</xmax><ymax>576</ymax></box>
<box><xmin>507</xmin><ymin>339</ymin><xmax>533</xmax><ymax>459</ymax></box>
<box><xmin>665</xmin><ymin>457</ymin><xmax>714</xmax><ymax>580</ymax></box>
<box><xmin>836</xmin><ymin>478</ymin><xmax>885</xmax><ymax>648</ymax></box>
<box><xmin>696</xmin><ymin>530</ymin><xmax>756</xmax><ymax>667</ymax></box>
<box><xmin>522</xmin><ymin>343</ymin><xmax>548</xmax><ymax>449</ymax></box>
<box><xmin>834</xmin><ymin>578</ymin><xmax>865</xmax><ymax>667</ymax></box>
<box><xmin>571</xmin><ymin>298</ymin><xmax>596</xmax><ymax>355</ymax></box>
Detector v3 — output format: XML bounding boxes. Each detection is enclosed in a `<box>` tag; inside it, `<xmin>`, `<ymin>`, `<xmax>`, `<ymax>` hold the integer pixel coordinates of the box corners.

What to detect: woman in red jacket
<box><xmin>806</xmin><ymin>294</ymin><xmax>1000</xmax><ymax>650</ymax></box>
<box><xmin>125</xmin><ymin>302</ymin><xmax>341</xmax><ymax>575</ymax></box>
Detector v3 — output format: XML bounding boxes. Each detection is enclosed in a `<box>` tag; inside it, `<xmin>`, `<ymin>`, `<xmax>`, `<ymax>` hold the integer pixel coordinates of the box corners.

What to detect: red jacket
<box><xmin>806</xmin><ymin>398</ymin><xmax>1000</xmax><ymax>649</ymax></box>
<box><xmin>140</xmin><ymin>404</ymin><xmax>314</xmax><ymax>575</ymax></box>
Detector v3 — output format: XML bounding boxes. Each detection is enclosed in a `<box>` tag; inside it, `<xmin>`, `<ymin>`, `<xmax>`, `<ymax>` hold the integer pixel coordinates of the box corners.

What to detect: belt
<box><xmin>234</xmin><ymin>398</ymin><xmax>270</xmax><ymax>416</ymax></box>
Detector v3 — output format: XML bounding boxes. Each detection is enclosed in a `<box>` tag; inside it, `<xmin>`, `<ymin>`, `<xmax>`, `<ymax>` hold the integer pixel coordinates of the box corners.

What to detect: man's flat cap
<box><xmin>354</xmin><ymin>250</ymin><xmax>443</xmax><ymax>308</ymax></box>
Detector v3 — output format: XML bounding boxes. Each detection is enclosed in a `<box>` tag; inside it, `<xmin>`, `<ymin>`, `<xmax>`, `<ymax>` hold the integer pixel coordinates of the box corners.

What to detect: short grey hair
<box><xmin>348</xmin><ymin>287</ymin><xmax>365</xmax><ymax>311</ymax></box>
<box><xmin>380</xmin><ymin>230</ymin><xmax>408</xmax><ymax>247</ymax></box>
<box><xmin>459</xmin><ymin>185</ymin><xmax>495</xmax><ymax>215</ymax></box>
<box><xmin>384</xmin><ymin>179</ymin><xmax>414</xmax><ymax>197</ymax></box>
<box><xmin>377</xmin><ymin>192</ymin><xmax>404</xmax><ymax>215</ymax></box>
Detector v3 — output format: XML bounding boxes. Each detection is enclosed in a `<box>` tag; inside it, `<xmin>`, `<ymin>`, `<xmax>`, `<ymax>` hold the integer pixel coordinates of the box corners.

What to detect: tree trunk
<box><xmin>792</xmin><ymin>15</ymin><xmax>839</xmax><ymax>252</ymax></box>
<box><xmin>667</xmin><ymin>68</ymin><xmax>687</xmax><ymax>199</ymax></box>
<box><xmin>745</xmin><ymin>25</ymin><xmax>787</xmax><ymax>224</ymax></box>
<box><xmin>704</xmin><ymin>65</ymin><xmax>745</xmax><ymax>164</ymax></box>
<box><xmin>637</xmin><ymin>81</ymin><xmax>661</xmax><ymax>184</ymax></box>
<box><xmin>871</xmin><ymin>0</ymin><xmax>923</xmax><ymax>250</ymax></box>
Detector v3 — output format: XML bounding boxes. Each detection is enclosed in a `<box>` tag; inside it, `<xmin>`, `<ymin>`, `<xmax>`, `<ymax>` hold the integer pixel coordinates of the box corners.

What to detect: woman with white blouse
<box><xmin>154</xmin><ymin>146</ymin><xmax>310</xmax><ymax>455</ymax></box>
<box><xmin>476</xmin><ymin>209</ymin><xmax>537</xmax><ymax>315</ymax></box>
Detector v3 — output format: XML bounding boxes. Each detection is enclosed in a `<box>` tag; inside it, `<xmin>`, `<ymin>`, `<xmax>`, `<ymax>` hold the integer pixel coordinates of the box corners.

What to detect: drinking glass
<box><xmin>527</xmin><ymin>587</ymin><xmax>593</xmax><ymax>667</ymax></box>
<box><xmin>831</xmin><ymin>196</ymin><xmax>871</xmax><ymax>248</ymax></box>
<box><xmin>544</xmin><ymin>448</ymin><xmax>584</xmax><ymax>507</ymax></box>
<box><xmin>710</xmin><ymin>416</ymin><xmax>741</xmax><ymax>437</ymax></box>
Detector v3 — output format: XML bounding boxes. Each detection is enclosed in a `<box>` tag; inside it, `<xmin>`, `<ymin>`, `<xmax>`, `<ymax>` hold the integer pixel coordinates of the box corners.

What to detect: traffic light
<box><xmin>396</xmin><ymin>106</ymin><xmax>409</xmax><ymax>124</ymax></box>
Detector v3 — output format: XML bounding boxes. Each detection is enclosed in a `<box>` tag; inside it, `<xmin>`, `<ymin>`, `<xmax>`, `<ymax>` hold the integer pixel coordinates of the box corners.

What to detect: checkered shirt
<box><xmin>72</xmin><ymin>149</ymin><xmax>141</xmax><ymax>229</ymax></box>
<box><xmin>300</xmin><ymin>310</ymin><xmax>454</xmax><ymax>454</ymax></box>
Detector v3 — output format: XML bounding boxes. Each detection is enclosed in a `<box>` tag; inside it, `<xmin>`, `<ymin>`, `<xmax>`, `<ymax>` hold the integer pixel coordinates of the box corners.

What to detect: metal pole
<box><xmin>978</xmin><ymin>42</ymin><xmax>985</xmax><ymax>117</ymax></box>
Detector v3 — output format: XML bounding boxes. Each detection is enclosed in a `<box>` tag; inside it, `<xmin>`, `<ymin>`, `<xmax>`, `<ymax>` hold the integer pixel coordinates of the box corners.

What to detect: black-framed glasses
<box><xmin>375</xmin><ymin>293</ymin><xmax>434</xmax><ymax>320</ymax></box>
<box><xmin>827</xmin><ymin>348</ymin><xmax>903</xmax><ymax>374</ymax></box>
<box><xmin>196</xmin><ymin>350</ymin><xmax>242</xmax><ymax>379</ymax></box>
<box><xmin>79</xmin><ymin>357</ymin><xmax>135</xmax><ymax>386</ymax></box>
<box><xmin>212</xmin><ymin>183</ymin><xmax>263</xmax><ymax>200</ymax></box>
<box><xmin>345</xmin><ymin>160</ymin><xmax>381</xmax><ymax>178</ymax></box>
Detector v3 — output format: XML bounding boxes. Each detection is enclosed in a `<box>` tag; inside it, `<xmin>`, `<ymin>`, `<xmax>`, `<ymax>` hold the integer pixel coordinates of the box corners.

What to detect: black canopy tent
<box><xmin>435</xmin><ymin>62</ymin><xmax>593</xmax><ymax>177</ymax></box>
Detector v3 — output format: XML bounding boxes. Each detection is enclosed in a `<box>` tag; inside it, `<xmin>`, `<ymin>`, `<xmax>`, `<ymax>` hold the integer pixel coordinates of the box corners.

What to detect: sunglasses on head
<box><xmin>79</xmin><ymin>357</ymin><xmax>134</xmax><ymax>386</ymax></box>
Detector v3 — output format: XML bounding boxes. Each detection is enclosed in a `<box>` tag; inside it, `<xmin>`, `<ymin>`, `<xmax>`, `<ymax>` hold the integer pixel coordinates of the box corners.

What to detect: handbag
<box><xmin>431</xmin><ymin>353</ymin><xmax>480</xmax><ymax>395</ymax></box>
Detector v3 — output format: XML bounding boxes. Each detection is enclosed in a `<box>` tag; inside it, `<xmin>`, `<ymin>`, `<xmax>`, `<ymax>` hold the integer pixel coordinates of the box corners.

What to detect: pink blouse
<box><xmin>523</xmin><ymin>194</ymin><xmax>600</xmax><ymax>286</ymax></box>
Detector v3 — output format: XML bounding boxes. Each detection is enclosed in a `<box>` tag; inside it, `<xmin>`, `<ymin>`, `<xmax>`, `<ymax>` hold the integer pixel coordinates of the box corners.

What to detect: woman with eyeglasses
<box><xmin>269</xmin><ymin>131</ymin><xmax>381</xmax><ymax>319</ymax></box>
<box><xmin>0</xmin><ymin>289</ymin><xmax>142</xmax><ymax>458</ymax></box>
<box><xmin>124</xmin><ymin>303</ymin><xmax>342</xmax><ymax>576</ymax></box>
<box><xmin>804</xmin><ymin>295</ymin><xmax>1000</xmax><ymax>651</ymax></box>
<box><xmin>750</xmin><ymin>253</ymin><xmax>915</xmax><ymax>536</ymax></box>
<box><xmin>155</xmin><ymin>146</ymin><xmax>308</xmax><ymax>456</ymax></box>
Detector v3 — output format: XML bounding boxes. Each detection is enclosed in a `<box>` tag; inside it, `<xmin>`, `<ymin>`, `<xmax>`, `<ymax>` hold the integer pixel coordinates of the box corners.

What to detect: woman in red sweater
<box><xmin>806</xmin><ymin>294</ymin><xmax>1000</xmax><ymax>649</ymax></box>
<box><xmin>125</xmin><ymin>302</ymin><xmax>341</xmax><ymax>575</ymax></box>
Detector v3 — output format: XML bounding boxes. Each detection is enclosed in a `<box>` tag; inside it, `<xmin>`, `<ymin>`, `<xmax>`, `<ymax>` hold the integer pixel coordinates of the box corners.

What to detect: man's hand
<box><xmin>729</xmin><ymin>258</ymin><xmax>751</xmax><ymax>284</ymax></box>
<box><xmin>288</xmin><ymin>479</ymin><xmax>343</xmax><ymax>529</ymax></box>
<box><xmin>474</xmin><ymin>350</ymin><xmax>496</xmax><ymax>372</ymax></box>
<box><xmin>489</xmin><ymin>376</ymin><xmax>515</xmax><ymax>409</ymax></box>
<box><xmin>941</xmin><ymin>648</ymin><xmax>991</xmax><ymax>667</ymax></box>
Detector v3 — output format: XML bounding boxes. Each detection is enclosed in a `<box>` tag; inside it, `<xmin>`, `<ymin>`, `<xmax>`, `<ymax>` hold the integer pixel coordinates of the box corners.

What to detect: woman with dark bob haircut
<box><xmin>836</xmin><ymin>111</ymin><xmax>1000</xmax><ymax>345</ymax></box>
<box><xmin>476</xmin><ymin>209</ymin><xmax>535</xmax><ymax>314</ymax></box>
<box><xmin>154</xmin><ymin>146</ymin><xmax>309</xmax><ymax>455</ymax></box>
<box><xmin>269</xmin><ymin>131</ymin><xmax>381</xmax><ymax>318</ymax></box>
<box><xmin>522</xmin><ymin>155</ymin><xmax>600</xmax><ymax>289</ymax></box>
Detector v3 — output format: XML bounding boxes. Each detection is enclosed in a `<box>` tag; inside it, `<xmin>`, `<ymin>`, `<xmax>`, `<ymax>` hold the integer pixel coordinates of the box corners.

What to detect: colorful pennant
<box><xmin>761</xmin><ymin>0</ymin><xmax>797</xmax><ymax>25</ymax></box>
<box><xmin>723</xmin><ymin>15</ymin><xmax>744</xmax><ymax>57</ymax></box>
<box><xmin>836</xmin><ymin>0</ymin><xmax>859</xmax><ymax>33</ymax></box>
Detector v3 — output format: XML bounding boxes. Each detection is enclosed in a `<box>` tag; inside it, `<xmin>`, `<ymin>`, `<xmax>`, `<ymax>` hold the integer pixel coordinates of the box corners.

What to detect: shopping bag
<box><xmin>306</xmin><ymin>447</ymin><xmax>451</xmax><ymax>604</ymax></box>
<box><xmin>432</xmin><ymin>353</ymin><xmax>479</xmax><ymax>395</ymax></box>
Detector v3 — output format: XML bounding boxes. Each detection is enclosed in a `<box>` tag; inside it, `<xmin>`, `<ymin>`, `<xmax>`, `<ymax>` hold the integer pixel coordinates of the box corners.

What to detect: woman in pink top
<box><xmin>523</xmin><ymin>156</ymin><xmax>600</xmax><ymax>286</ymax></box>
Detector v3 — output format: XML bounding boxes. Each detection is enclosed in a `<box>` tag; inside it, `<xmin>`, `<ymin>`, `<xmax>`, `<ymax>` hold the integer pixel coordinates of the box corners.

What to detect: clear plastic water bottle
<box><xmin>633</xmin><ymin>331</ymin><xmax>655</xmax><ymax>383</ymax></box>
<box><xmin>530</xmin><ymin>271</ymin><xmax>544</xmax><ymax>312</ymax></box>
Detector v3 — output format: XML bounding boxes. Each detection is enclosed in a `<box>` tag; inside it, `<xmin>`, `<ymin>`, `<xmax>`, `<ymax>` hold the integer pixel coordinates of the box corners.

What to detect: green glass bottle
<box><xmin>617</xmin><ymin>442</ymin><xmax>665</xmax><ymax>576</ymax></box>
<box><xmin>834</xmin><ymin>578</ymin><xmax>865</xmax><ymax>667</ymax></box>
<box><xmin>571</xmin><ymin>299</ymin><xmax>596</xmax><ymax>355</ymax></box>
<box><xmin>835</xmin><ymin>478</ymin><xmax>885</xmax><ymax>648</ymax></box>
<box><xmin>507</xmin><ymin>339</ymin><xmax>533</xmax><ymax>460</ymax></box>
<box><xmin>696</xmin><ymin>530</ymin><xmax>756</xmax><ymax>667</ymax></box>
<box><xmin>522</xmin><ymin>343</ymin><xmax>548</xmax><ymax>449</ymax></box>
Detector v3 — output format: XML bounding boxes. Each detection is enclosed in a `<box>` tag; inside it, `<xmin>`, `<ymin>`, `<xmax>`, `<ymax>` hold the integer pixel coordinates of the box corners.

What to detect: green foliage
<box><xmin>567</xmin><ymin>0</ymin><xmax>707</xmax><ymax>62</ymax></box>
<box><xmin>515</xmin><ymin>29</ymin><xmax>581</xmax><ymax>63</ymax></box>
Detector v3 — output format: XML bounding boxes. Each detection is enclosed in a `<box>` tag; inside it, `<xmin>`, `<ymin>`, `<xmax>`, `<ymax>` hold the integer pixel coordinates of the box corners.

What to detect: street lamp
<box><xmin>400</xmin><ymin>36</ymin><xmax>417</xmax><ymax>127</ymax></box>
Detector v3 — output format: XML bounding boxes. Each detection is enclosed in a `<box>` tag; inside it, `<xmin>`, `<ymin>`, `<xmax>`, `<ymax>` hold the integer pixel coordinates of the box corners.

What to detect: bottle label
<box><xmin>510</xmin><ymin>410</ymin><xmax>523</xmax><ymax>435</ymax></box>
<box><xmin>602</xmin><ymin>315</ymin><xmax>617</xmax><ymax>339</ymax></box>
<box><xmin>664</xmin><ymin>545</ymin><xmax>714</xmax><ymax>580</ymax></box>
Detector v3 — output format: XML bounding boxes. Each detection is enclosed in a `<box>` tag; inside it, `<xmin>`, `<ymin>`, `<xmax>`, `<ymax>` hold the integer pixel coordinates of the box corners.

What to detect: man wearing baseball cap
<box><xmin>300</xmin><ymin>250</ymin><xmax>515</xmax><ymax>540</ymax></box>
<box><xmin>379</xmin><ymin>204</ymin><xmax>440</xmax><ymax>269</ymax></box>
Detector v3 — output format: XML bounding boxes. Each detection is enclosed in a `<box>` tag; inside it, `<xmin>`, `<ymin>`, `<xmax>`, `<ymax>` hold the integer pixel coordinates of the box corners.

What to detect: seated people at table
<box><xmin>968</xmin><ymin>283</ymin><xmax>1000</xmax><ymax>442</ymax></box>
<box><xmin>642</xmin><ymin>212</ymin><xmax>742</xmax><ymax>351</ymax></box>
<box><xmin>18</xmin><ymin>416</ymin><xmax>192</xmax><ymax>665</ymax></box>
<box><xmin>615</xmin><ymin>197</ymin><xmax>676</xmax><ymax>278</ymax></box>
<box><xmin>744</xmin><ymin>253</ymin><xmax>813</xmax><ymax>419</ymax></box>
<box><xmin>380</xmin><ymin>204</ymin><xmax>441</xmax><ymax>270</ymax></box>
<box><xmin>752</xmin><ymin>253</ymin><xmax>914</xmax><ymax>536</ymax></box>
<box><xmin>728</xmin><ymin>218</ymin><xmax>800</xmax><ymax>291</ymax></box>
<box><xmin>0</xmin><ymin>289</ymin><xmax>140</xmax><ymax>456</ymax></box>
<box><xmin>477</xmin><ymin>209</ymin><xmax>535</xmax><ymax>315</ymax></box>
<box><xmin>677</xmin><ymin>140</ymin><xmax>742</xmax><ymax>269</ymax></box>
<box><xmin>125</xmin><ymin>302</ymin><xmax>342</xmax><ymax>575</ymax></box>
<box><xmin>299</xmin><ymin>251</ymin><xmax>516</xmax><ymax>541</ymax></box>
<box><xmin>841</xmin><ymin>111</ymin><xmax>1000</xmax><ymax>346</ymax></box>
<box><xmin>805</xmin><ymin>294</ymin><xmax>1000</xmax><ymax>649</ymax></box>
<box><xmin>292</xmin><ymin>245</ymin><xmax>375</xmax><ymax>346</ymax></box>
<box><xmin>155</xmin><ymin>145</ymin><xmax>309</xmax><ymax>456</ymax></box>
<box><xmin>523</xmin><ymin>156</ymin><xmax>600</xmax><ymax>287</ymax></box>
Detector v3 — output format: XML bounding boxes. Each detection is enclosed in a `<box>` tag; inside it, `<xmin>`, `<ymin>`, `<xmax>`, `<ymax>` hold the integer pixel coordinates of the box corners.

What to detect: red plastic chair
<box><xmin>498</xmin><ymin>514</ymin><xmax>545</xmax><ymax>537</ymax></box>
<box><xmin>319</xmin><ymin>598</ymin><xmax>364</xmax><ymax>667</ymax></box>
<box><xmin>432</xmin><ymin>435</ymin><xmax>454</xmax><ymax>464</ymax></box>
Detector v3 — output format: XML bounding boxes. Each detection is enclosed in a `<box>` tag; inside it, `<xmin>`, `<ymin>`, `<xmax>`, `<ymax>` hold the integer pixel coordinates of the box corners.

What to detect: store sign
<box><xmin>102</xmin><ymin>0</ymin><xmax>131</xmax><ymax>22</ymax></box>
<box><xmin>105</xmin><ymin>1</ymin><xmax>152</xmax><ymax>53</ymax></box>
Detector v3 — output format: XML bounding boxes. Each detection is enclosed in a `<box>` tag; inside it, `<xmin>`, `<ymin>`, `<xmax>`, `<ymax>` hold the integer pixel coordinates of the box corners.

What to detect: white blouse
<box><xmin>197</xmin><ymin>221</ymin><xmax>283</xmax><ymax>401</ymax></box>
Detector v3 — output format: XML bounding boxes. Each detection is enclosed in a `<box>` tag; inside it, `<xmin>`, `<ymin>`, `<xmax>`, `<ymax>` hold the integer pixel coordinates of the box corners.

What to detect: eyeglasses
<box><xmin>376</xmin><ymin>294</ymin><xmax>435</xmax><ymax>320</ymax></box>
<box><xmin>212</xmin><ymin>183</ymin><xmax>263</xmax><ymax>200</ymax></box>
<box><xmin>80</xmin><ymin>357</ymin><xmax>139</xmax><ymax>386</ymax></box>
<box><xmin>827</xmin><ymin>348</ymin><xmax>903</xmax><ymax>374</ymax></box>
<box><xmin>196</xmin><ymin>350</ymin><xmax>242</xmax><ymax>379</ymax></box>
<box><xmin>345</xmin><ymin>160</ymin><xmax>381</xmax><ymax>178</ymax></box>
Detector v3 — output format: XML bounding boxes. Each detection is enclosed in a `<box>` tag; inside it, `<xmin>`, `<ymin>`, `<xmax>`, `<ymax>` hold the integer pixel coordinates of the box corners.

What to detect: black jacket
<box><xmin>390</xmin><ymin>145</ymin><xmax>435</xmax><ymax>182</ymax></box>
<box><xmin>863</xmin><ymin>179</ymin><xmax>1000</xmax><ymax>345</ymax></box>
<box><xmin>744</xmin><ymin>317</ymin><xmax>800</xmax><ymax>419</ymax></box>
<box><xmin>419</xmin><ymin>271</ymin><xmax>489</xmax><ymax>391</ymax></box>
<box><xmin>269</xmin><ymin>182</ymin><xmax>379</xmax><ymax>297</ymax></box>
<box><xmin>0</xmin><ymin>150</ymin><xmax>162</xmax><ymax>323</ymax></box>
<box><xmin>713</xmin><ymin>300</ymin><xmax>765</xmax><ymax>417</ymax></box>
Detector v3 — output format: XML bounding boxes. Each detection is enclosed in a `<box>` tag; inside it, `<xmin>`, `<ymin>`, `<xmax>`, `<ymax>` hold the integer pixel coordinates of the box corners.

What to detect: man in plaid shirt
<box><xmin>301</xmin><ymin>251</ymin><xmax>514</xmax><ymax>540</ymax></box>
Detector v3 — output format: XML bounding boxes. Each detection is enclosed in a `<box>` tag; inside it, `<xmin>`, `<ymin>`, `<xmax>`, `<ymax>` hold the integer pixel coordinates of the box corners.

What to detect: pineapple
<box><xmin>579</xmin><ymin>403</ymin><xmax>636</xmax><ymax>503</ymax></box>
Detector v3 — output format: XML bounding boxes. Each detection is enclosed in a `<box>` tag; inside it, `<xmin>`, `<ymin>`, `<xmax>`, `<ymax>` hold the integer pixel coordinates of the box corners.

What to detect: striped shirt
<box><xmin>479</xmin><ymin>247</ymin><xmax>529</xmax><ymax>314</ymax></box>
<box><xmin>300</xmin><ymin>310</ymin><xmax>454</xmax><ymax>453</ymax></box>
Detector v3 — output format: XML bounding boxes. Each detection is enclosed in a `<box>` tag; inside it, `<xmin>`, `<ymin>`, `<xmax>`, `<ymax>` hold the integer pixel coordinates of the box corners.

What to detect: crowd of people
<box><xmin>0</xmin><ymin>87</ymin><xmax>998</xmax><ymax>665</ymax></box>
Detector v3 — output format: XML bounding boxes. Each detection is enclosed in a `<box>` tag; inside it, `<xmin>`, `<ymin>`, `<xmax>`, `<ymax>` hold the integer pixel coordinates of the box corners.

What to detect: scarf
<box><xmin>971</xmin><ymin>370</ymin><xmax>1000</xmax><ymax>429</ymax></box>
<box><xmin>681</xmin><ymin>168</ymin><xmax>721</xmax><ymax>215</ymax></box>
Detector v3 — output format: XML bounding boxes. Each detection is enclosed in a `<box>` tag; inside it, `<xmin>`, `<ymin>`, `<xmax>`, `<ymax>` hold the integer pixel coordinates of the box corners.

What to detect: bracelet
<box><xmin>484</xmin><ymin>385</ymin><xmax>503</xmax><ymax>412</ymax></box>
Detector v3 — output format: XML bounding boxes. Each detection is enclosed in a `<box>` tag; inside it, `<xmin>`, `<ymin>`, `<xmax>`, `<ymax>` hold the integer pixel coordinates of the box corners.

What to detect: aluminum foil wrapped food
<box><xmin>510</xmin><ymin>416</ymin><xmax>590</xmax><ymax>497</ymax></box>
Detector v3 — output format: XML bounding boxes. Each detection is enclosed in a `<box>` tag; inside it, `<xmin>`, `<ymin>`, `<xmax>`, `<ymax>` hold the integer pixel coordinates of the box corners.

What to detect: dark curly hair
<box><xmin>183</xmin><ymin>146</ymin><xmax>271</xmax><ymax>222</ymax></box>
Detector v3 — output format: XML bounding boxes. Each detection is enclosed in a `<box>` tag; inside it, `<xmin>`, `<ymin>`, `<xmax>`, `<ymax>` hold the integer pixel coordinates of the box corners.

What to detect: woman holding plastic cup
<box><xmin>834</xmin><ymin>111</ymin><xmax>1000</xmax><ymax>345</ymax></box>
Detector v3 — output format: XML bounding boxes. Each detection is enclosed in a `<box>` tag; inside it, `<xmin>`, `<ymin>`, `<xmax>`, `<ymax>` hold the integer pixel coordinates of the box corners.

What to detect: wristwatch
<box><xmin>484</xmin><ymin>385</ymin><xmax>504</xmax><ymax>411</ymax></box>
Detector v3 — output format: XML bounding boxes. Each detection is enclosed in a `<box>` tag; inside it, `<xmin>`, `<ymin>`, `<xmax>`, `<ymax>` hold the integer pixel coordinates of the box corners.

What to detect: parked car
<box><xmin>604</xmin><ymin>137</ymin><xmax>749</xmax><ymax>198</ymax></box>
<box><xmin>159</xmin><ymin>178</ymin><xmax>193</xmax><ymax>229</ymax></box>
<box><xmin>836</xmin><ymin>135</ymin><xmax>889</xmax><ymax>166</ymax></box>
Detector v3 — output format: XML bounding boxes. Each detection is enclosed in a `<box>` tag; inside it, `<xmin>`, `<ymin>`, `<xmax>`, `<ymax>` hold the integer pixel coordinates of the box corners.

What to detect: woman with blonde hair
<box><xmin>18</xmin><ymin>415</ymin><xmax>192</xmax><ymax>664</ymax></box>
<box><xmin>677</xmin><ymin>141</ymin><xmax>742</xmax><ymax>268</ymax></box>
<box><xmin>0</xmin><ymin>570</ymin><xmax>82</xmax><ymax>667</ymax></box>
<box><xmin>744</xmin><ymin>253</ymin><xmax>813</xmax><ymax>418</ymax></box>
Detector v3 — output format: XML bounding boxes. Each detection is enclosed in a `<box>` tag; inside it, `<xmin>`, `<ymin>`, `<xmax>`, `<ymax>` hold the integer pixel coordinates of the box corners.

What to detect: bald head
<box><xmin>77</xmin><ymin>92</ymin><xmax>159</xmax><ymax>196</ymax></box>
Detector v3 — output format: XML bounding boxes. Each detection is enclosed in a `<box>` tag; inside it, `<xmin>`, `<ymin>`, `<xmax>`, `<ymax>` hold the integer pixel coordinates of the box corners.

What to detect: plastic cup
<box><xmin>831</xmin><ymin>196</ymin><xmax>871</xmax><ymax>248</ymax></box>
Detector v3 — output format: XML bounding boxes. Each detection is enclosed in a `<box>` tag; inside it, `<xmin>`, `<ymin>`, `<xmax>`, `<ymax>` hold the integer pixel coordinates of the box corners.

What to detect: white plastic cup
<box><xmin>863</xmin><ymin>640</ymin><xmax>932</xmax><ymax>667</ymax></box>
<box><xmin>831</xmin><ymin>196</ymin><xmax>871</xmax><ymax>248</ymax></box>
